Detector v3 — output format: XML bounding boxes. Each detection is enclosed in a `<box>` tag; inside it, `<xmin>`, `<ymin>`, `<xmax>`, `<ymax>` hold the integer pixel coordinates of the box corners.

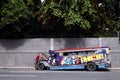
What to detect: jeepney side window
<box><xmin>52</xmin><ymin>54</ymin><xmax>57</xmax><ymax>59</ymax></box>
<box><xmin>75</xmin><ymin>51</ymin><xmax>95</xmax><ymax>56</ymax></box>
<box><xmin>68</xmin><ymin>52</ymin><xmax>75</xmax><ymax>56</ymax></box>
<box><xmin>87</xmin><ymin>51</ymin><xmax>96</xmax><ymax>55</ymax></box>
<box><xmin>76</xmin><ymin>51</ymin><xmax>84</xmax><ymax>56</ymax></box>
<box><xmin>95</xmin><ymin>49</ymin><xmax>102</xmax><ymax>54</ymax></box>
<box><xmin>63</xmin><ymin>52</ymin><xmax>68</xmax><ymax>56</ymax></box>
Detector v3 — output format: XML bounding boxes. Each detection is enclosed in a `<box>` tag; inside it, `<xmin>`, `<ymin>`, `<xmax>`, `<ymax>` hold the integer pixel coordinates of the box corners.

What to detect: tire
<box><xmin>38</xmin><ymin>63</ymin><xmax>45</xmax><ymax>70</ymax></box>
<box><xmin>86</xmin><ymin>62</ymin><xmax>97</xmax><ymax>71</ymax></box>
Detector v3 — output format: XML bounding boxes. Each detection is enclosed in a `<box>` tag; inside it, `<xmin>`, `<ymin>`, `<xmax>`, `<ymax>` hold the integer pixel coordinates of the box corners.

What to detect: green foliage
<box><xmin>0</xmin><ymin>0</ymin><xmax>34</xmax><ymax>38</ymax></box>
<box><xmin>39</xmin><ymin>0</ymin><xmax>95</xmax><ymax>29</ymax></box>
<box><xmin>0</xmin><ymin>0</ymin><xmax>33</xmax><ymax>29</ymax></box>
<box><xmin>89</xmin><ymin>0</ymin><xmax>120</xmax><ymax>37</ymax></box>
<box><xmin>0</xmin><ymin>0</ymin><xmax>120</xmax><ymax>38</ymax></box>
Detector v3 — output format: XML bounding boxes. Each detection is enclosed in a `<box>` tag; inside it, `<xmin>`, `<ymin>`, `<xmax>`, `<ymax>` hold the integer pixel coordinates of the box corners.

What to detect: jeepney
<box><xmin>35</xmin><ymin>46</ymin><xmax>111</xmax><ymax>71</ymax></box>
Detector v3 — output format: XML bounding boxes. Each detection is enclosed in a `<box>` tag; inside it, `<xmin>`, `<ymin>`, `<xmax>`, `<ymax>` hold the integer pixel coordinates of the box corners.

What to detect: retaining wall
<box><xmin>0</xmin><ymin>38</ymin><xmax>120</xmax><ymax>68</ymax></box>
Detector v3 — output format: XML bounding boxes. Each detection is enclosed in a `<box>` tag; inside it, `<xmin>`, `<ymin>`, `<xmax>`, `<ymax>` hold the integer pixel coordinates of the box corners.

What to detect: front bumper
<box><xmin>98</xmin><ymin>63</ymin><xmax>111</xmax><ymax>69</ymax></box>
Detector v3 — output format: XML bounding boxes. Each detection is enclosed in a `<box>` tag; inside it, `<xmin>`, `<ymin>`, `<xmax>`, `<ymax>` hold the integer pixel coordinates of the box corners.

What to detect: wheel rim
<box><xmin>87</xmin><ymin>62</ymin><xmax>96</xmax><ymax>71</ymax></box>
<box><xmin>39</xmin><ymin>63</ymin><xmax>45</xmax><ymax>70</ymax></box>
<box><xmin>89</xmin><ymin>64</ymin><xmax>94</xmax><ymax>70</ymax></box>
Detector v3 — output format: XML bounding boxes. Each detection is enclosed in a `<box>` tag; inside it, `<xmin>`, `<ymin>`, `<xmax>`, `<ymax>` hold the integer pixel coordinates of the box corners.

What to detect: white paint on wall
<box><xmin>50</xmin><ymin>38</ymin><xmax>54</xmax><ymax>50</ymax></box>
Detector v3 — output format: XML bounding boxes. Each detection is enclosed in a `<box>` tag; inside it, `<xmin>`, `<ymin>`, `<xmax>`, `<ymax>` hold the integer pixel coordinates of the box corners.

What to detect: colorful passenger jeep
<box><xmin>35</xmin><ymin>46</ymin><xmax>111</xmax><ymax>71</ymax></box>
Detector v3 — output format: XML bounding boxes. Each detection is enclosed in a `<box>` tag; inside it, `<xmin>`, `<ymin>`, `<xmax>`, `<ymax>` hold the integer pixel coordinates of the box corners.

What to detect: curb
<box><xmin>0</xmin><ymin>67</ymin><xmax>35</xmax><ymax>70</ymax></box>
<box><xmin>111</xmin><ymin>68</ymin><xmax>120</xmax><ymax>70</ymax></box>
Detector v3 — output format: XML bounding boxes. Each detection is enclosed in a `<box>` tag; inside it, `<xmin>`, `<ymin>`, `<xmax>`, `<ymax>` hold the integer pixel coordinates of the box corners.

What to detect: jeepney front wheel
<box><xmin>86</xmin><ymin>62</ymin><xmax>97</xmax><ymax>71</ymax></box>
<box><xmin>38</xmin><ymin>63</ymin><xmax>45</xmax><ymax>70</ymax></box>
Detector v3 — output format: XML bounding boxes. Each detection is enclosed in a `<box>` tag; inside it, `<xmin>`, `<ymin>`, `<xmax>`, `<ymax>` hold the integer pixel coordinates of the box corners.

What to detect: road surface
<box><xmin>0</xmin><ymin>69</ymin><xmax>120</xmax><ymax>80</ymax></box>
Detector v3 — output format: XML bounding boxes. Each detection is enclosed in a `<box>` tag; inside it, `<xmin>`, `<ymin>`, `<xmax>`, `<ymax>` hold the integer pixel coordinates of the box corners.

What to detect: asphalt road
<box><xmin>0</xmin><ymin>69</ymin><xmax>120</xmax><ymax>80</ymax></box>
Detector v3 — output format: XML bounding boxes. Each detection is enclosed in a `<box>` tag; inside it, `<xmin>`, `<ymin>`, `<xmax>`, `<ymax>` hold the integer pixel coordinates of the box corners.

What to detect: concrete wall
<box><xmin>0</xmin><ymin>38</ymin><xmax>120</xmax><ymax>68</ymax></box>
<box><xmin>0</xmin><ymin>39</ymin><xmax>51</xmax><ymax>52</ymax></box>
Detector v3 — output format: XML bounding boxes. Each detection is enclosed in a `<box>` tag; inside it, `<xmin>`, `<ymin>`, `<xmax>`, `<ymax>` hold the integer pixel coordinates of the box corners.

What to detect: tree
<box><xmin>35</xmin><ymin>0</ymin><xmax>96</xmax><ymax>37</ymax></box>
<box><xmin>0</xmin><ymin>0</ymin><xmax>33</xmax><ymax>38</ymax></box>
<box><xmin>0</xmin><ymin>0</ymin><xmax>119</xmax><ymax>38</ymax></box>
<box><xmin>90</xmin><ymin>0</ymin><xmax>120</xmax><ymax>37</ymax></box>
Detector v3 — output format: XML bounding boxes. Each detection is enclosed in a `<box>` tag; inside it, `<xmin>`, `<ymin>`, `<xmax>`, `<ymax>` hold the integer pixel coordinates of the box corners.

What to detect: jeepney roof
<box><xmin>52</xmin><ymin>46</ymin><xmax>110</xmax><ymax>53</ymax></box>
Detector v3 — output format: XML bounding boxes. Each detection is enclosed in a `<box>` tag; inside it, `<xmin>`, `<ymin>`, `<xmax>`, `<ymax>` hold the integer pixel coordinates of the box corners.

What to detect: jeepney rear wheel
<box><xmin>38</xmin><ymin>63</ymin><xmax>45</xmax><ymax>70</ymax></box>
<box><xmin>86</xmin><ymin>62</ymin><xmax>97</xmax><ymax>71</ymax></box>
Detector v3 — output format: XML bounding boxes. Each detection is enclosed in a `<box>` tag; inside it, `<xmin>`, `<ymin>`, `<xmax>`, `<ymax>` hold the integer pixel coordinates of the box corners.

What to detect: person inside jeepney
<box><xmin>52</xmin><ymin>54</ymin><xmax>57</xmax><ymax>65</ymax></box>
<box><xmin>76</xmin><ymin>57</ymin><xmax>81</xmax><ymax>65</ymax></box>
<box><xmin>72</xmin><ymin>56</ymin><xmax>76</xmax><ymax>65</ymax></box>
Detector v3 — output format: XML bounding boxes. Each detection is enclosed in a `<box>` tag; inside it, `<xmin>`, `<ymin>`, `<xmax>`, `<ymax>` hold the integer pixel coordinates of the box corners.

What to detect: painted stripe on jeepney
<box><xmin>50</xmin><ymin>65</ymin><xmax>85</xmax><ymax>70</ymax></box>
